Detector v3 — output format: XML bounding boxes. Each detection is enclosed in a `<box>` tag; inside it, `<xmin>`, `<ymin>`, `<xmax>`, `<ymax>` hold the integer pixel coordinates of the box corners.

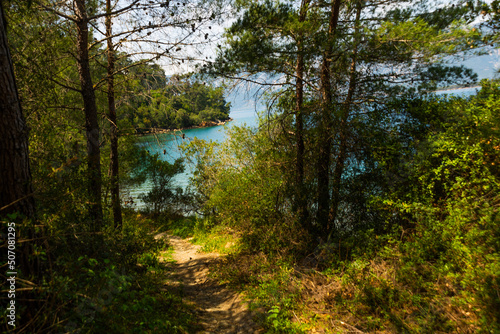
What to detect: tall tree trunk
<box><xmin>0</xmin><ymin>2</ymin><xmax>35</xmax><ymax>219</ymax></box>
<box><xmin>317</xmin><ymin>0</ymin><xmax>341</xmax><ymax>235</ymax></box>
<box><xmin>295</xmin><ymin>0</ymin><xmax>310</xmax><ymax>231</ymax></box>
<box><xmin>328</xmin><ymin>1</ymin><xmax>362</xmax><ymax>238</ymax></box>
<box><xmin>0</xmin><ymin>2</ymin><xmax>41</xmax><ymax>303</ymax></box>
<box><xmin>74</xmin><ymin>0</ymin><xmax>103</xmax><ymax>231</ymax></box>
<box><xmin>106</xmin><ymin>0</ymin><xmax>122</xmax><ymax>229</ymax></box>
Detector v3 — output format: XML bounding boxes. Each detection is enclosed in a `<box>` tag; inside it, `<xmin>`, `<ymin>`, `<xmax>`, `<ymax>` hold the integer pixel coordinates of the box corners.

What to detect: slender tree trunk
<box><xmin>317</xmin><ymin>0</ymin><xmax>341</xmax><ymax>235</ymax></box>
<box><xmin>74</xmin><ymin>0</ymin><xmax>103</xmax><ymax>231</ymax></box>
<box><xmin>106</xmin><ymin>0</ymin><xmax>122</xmax><ymax>229</ymax></box>
<box><xmin>0</xmin><ymin>2</ymin><xmax>35</xmax><ymax>219</ymax></box>
<box><xmin>295</xmin><ymin>0</ymin><xmax>310</xmax><ymax>231</ymax></box>
<box><xmin>328</xmin><ymin>1</ymin><xmax>362</xmax><ymax>237</ymax></box>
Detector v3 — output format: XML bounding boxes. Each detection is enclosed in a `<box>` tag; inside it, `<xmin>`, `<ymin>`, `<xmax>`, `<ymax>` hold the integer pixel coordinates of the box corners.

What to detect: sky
<box><xmin>460</xmin><ymin>48</ymin><xmax>500</xmax><ymax>80</ymax></box>
<box><xmin>94</xmin><ymin>0</ymin><xmax>499</xmax><ymax>80</ymax></box>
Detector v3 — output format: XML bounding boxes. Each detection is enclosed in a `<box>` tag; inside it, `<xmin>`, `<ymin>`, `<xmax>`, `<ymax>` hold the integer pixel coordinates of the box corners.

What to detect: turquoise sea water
<box><xmin>125</xmin><ymin>86</ymin><xmax>478</xmax><ymax>208</ymax></box>
<box><xmin>124</xmin><ymin>93</ymin><xmax>261</xmax><ymax>207</ymax></box>
<box><xmin>435</xmin><ymin>86</ymin><xmax>479</xmax><ymax>97</ymax></box>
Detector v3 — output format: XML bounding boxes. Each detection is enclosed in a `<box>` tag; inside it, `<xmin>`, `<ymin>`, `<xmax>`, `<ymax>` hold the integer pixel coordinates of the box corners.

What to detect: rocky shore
<box><xmin>134</xmin><ymin>118</ymin><xmax>233</xmax><ymax>135</ymax></box>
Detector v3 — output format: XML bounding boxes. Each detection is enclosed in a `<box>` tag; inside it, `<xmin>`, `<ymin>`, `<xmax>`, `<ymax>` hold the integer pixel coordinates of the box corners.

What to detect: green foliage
<box><xmin>210</xmin><ymin>250</ymin><xmax>306</xmax><ymax>333</ymax></box>
<box><xmin>192</xmin><ymin>223</ymin><xmax>241</xmax><ymax>254</ymax></box>
<box><xmin>205</xmin><ymin>0</ymin><xmax>482</xmax><ymax>245</ymax></box>
<box><xmin>186</xmin><ymin>80</ymin><xmax>500</xmax><ymax>333</ymax></box>
<box><xmin>205</xmin><ymin>124</ymin><xmax>284</xmax><ymax>224</ymax></box>
<box><xmin>121</xmin><ymin>74</ymin><xmax>231</xmax><ymax>131</ymax></box>
<box><xmin>183</xmin><ymin>119</ymin><xmax>310</xmax><ymax>256</ymax></box>
<box><xmin>166</xmin><ymin>216</ymin><xmax>241</xmax><ymax>254</ymax></box>
<box><xmin>181</xmin><ymin>137</ymin><xmax>221</xmax><ymax>215</ymax></box>
<box><xmin>167</xmin><ymin>216</ymin><xmax>199</xmax><ymax>239</ymax></box>
<box><xmin>392</xmin><ymin>80</ymin><xmax>500</xmax><ymax>331</ymax></box>
<box><xmin>5</xmin><ymin>0</ymin><xmax>499</xmax><ymax>332</ymax></box>
<box><xmin>331</xmin><ymin>79</ymin><xmax>500</xmax><ymax>333</ymax></box>
<box><xmin>130</xmin><ymin>149</ymin><xmax>190</xmax><ymax>217</ymax></box>
<box><xmin>251</xmin><ymin>266</ymin><xmax>306</xmax><ymax>334</ymax></box>
<box><xmin>0</xmin><ymin>212</ymin><xmax>198</xmax><ymax>333</ymax></box>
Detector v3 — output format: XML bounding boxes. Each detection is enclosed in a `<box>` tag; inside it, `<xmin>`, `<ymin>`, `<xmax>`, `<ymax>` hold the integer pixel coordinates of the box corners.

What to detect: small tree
<box><xmin>133</xmin><ymin>150</ymin><xmax>187</xmax><ymax>216</ymax></box>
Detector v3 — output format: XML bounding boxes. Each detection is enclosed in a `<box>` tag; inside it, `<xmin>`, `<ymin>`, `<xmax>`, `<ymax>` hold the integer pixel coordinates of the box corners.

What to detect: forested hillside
<box><xmin>119</xmin><ymin>69</ymin><xmax>231</xmax><ymax>132</ymax></box>
<box><xmin>1</xmin><ymin>0</ymin><xmax>499</xmax><ymax>333</ymax></box>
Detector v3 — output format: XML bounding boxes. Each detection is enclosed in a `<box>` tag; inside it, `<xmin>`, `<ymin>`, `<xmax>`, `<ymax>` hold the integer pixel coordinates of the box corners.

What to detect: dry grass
<box><xmin>195</xmin><ymin>227</ymin><xmax>489</xmax><ymax>334</ymax></box>
<box><xmin>289</xmin><ymin>257</ymin><xmax>484</xmax><ymax>334</ymax></box>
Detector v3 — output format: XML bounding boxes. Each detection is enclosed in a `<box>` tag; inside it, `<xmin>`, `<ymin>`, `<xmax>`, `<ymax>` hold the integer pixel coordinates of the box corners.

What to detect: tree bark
<box><xmin>74</xmin><ymin>0</ymin><xmax>103</xmax><ymax>230</ymax></box>
<box><xmin>328</xmin><ymin>0</ymin><xmax>362</xmax><ymax>237</ymax></box>
<box><xmin>0</xmin><ymin>2</ymin><xmax>42</xmax><ymax>296</ymax></box>
<box><xmin>0</xmin><ymin>2</ymin><xmax>35</xmax><ymax>219</ymax></box>
<box><xmin>317</xmin><ymin>0</ymin><xmax>341</xmax><ymax>235</ymax></box>
<box><xmin>106</xmin><ymin>0</ymin><xmax>122</xmax><ymax>229</ymax></box>
<box><xmin>295</xmin><ymin>0</ymin><xmax>310</xmax><ymax>231</ymax></box>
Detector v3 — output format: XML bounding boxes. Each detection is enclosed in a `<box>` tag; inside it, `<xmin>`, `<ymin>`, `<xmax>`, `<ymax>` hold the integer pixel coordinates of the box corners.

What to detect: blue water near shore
<box><xmin>125</xmin><ymin>92</ymin><xmax>262</xmax><ymax>207</ymax></box>
<box><xmin>435</xmin><ymin>86</ymin><xmax>480</xmax><ymax>97</ymax></box>
<box><xmin>125</xmin><ymin>86</ymin><xmax>479</xmax><ymax>208</ymax></box>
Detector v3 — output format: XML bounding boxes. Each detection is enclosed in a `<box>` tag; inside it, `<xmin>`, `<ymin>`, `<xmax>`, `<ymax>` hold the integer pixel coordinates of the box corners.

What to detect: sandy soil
<box><xmin>157</xmin><ymin>234</ymin><xmax>264</xmax><ymax>334</ymax></box>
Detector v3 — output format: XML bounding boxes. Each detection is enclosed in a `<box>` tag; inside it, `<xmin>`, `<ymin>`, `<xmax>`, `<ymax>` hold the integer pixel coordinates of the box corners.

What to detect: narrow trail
<box><xmin>157</xmin><ymin>233</ymin><xmax>264</xmax><ymax>334</ymax></box>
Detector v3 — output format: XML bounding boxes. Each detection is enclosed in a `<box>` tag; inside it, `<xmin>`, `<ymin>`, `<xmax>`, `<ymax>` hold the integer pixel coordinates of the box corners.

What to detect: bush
<box><xmin>183</xmin><ymin>122</ymin><xmax>310</xmax><ymax>257</ymax></box>
<box><xmin>131</xmin><ymin>149</ymin><xmax>192</xmax><ymax>217</ymax></box>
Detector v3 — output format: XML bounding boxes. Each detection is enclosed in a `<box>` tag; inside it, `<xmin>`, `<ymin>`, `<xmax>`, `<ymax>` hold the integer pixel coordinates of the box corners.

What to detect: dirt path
<box><xmin>157</xmin><ymin>234</ymin><xmax>263</xmax><ymax>334</ymax></box>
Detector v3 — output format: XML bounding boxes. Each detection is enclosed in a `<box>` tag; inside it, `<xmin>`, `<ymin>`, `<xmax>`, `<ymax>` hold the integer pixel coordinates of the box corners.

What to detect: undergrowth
<box><xmin>172</xmin><ymin>217</ymin><xmax>307</xmax><ymax>333</ymax></box>
<box><xmin>186</xmin><ymin>216</ymin><xmax>499</xmax><ymax>334</ymax></box>
<box><xmin>167</xmin><ymin>216</ymin><xmax>241</xmax><ymax>254</ymax></box>
<box><xmin>1</xmin><ymin>211</ymin><xmax>199</xmax><ymax>333</ymax></box>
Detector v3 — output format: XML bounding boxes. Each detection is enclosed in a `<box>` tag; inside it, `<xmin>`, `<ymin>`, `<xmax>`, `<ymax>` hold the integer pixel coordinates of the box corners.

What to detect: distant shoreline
<box><xmin>130</xmin><ymin>118</ymin><xmax>233</xmax><ymax>136</ymax></box>
<box><xmin>433</xmin><ymin>85</ymin><xmax>481</xmax><ymax>92</ymax></box>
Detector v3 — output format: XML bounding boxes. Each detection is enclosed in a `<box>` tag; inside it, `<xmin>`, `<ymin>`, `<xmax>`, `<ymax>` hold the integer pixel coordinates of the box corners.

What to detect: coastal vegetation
<box><xmin>120</xmin><ymin>71</ymin><xmax>231</xmax><ymax>133</ymax></box>
<box><xmin>1</xmin><ymin>0</ymin><xmax>499</xmax><ymax>333</ymax></box>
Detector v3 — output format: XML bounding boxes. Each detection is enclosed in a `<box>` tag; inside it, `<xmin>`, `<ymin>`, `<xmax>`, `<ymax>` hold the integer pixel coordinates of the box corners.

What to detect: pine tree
<box><xmin>209</xmin><ymin>0</ymin><xmax>481</xmax><ymax>239</ymax></box>
<box><xmin>0</xmin><ymin>1</ymin><xmax>35</xmax><ymax>219</ymax></box>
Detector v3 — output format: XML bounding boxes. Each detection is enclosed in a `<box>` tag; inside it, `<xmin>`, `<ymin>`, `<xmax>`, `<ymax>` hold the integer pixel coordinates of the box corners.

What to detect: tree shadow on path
<box><xmin>159</xmin><ymin>234</ymin><xmax>264</xmax><ymax>334</ymax></box>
